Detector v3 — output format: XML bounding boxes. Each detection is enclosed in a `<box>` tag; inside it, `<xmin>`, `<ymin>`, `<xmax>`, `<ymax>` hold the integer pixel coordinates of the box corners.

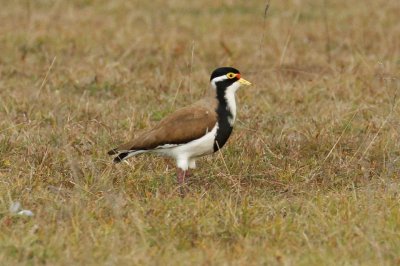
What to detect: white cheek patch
<box><xmin>211</xmin><ymin>76</ymin><xmax>229</xmax><ymax>89</ymax></box>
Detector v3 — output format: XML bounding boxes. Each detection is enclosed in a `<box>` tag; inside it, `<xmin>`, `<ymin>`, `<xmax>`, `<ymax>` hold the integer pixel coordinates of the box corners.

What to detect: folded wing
<box><xmin>108</xmin><ymin>98</ymin><xmax>218</xmax><ymax>155</ymax></box>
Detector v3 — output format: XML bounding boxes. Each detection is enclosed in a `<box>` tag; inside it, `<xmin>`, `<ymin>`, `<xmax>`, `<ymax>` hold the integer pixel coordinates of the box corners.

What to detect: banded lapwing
<box><xmin>108</xmin><ymin>67</ymin><xmax>251</xmax><ymax>190</ymax></box>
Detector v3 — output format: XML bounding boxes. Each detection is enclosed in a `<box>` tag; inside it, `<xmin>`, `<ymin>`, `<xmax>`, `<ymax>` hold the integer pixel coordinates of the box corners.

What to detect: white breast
<box><xmin>155</xmin><ymin>123</ymin><xmax>219</xmax><ymax>170</ymax></box>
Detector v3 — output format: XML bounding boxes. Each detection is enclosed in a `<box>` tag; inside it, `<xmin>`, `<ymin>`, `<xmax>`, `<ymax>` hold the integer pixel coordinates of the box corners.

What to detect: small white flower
<box><xmin>18</xmin><ymin>210</ymin><xmax>34</xmax><ymax>217</ymax></box>
<box><xmin>9</xmin><ymin>201</ymin><xmax>34</xmax><ymax>217</ymax></box>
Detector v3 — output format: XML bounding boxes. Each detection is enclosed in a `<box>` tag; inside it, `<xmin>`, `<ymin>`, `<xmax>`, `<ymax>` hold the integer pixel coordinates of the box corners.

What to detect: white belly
<box><xmin>155</xmin><ymin>123</ymin><xmax>218</xmax><ymax>170</ymax></box>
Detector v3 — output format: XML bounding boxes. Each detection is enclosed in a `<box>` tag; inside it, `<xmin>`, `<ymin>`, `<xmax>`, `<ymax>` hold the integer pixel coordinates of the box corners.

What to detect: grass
<box><xmin>0</xmin><ymin>0</ymin><xmax>399</xmax><ymax>264</ymax></box>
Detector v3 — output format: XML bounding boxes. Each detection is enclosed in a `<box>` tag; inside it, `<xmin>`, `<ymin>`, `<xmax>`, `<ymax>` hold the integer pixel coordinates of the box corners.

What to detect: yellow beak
<box><xmin>239</xmin><ymin>78</ymin><xmax>252</xmax><ymax>86</ymax></box>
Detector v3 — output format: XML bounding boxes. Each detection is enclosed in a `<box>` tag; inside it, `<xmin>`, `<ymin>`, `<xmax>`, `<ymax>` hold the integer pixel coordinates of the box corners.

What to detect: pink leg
<box><xmin>177</xmin><ymin>168</ymin><xmax>186</xmax><ymax>185</ymax></box>
<box><xmin>177</xmin><ymin>169</ymin><xmax>187</xmax><ymax>196</ymax></box>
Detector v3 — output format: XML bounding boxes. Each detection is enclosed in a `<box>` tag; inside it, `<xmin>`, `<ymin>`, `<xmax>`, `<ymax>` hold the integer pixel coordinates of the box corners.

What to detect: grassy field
<box><xmin>1</xmin><ymin>0</ymin><xmax>400</xmax><ymax>265</ymax></box>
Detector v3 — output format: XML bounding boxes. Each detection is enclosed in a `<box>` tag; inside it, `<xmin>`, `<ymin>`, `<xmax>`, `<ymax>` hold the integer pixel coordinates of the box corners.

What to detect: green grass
<box><xmin>1</xmin><ymin>0</ymin><xmax>400</xmax><ymax>264</ymax></box>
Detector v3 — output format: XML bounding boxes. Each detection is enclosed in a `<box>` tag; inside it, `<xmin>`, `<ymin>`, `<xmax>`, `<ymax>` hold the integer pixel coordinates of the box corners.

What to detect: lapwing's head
<box><xmin>210</xmin><ymin>67</ymin><xmax>251</xmax><ymax>94</ymax></box>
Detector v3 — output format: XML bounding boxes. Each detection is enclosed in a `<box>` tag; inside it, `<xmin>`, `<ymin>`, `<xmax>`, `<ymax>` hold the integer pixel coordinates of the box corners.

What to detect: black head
<box><xmin>210</xmin><ymin>67</ymin><xmax>240</xmax><ymax>82</ymax></box>
<box><xmin>209</xmin><ymin>67</ymin><xmax>251</xmax><ymax>91</ymax></box>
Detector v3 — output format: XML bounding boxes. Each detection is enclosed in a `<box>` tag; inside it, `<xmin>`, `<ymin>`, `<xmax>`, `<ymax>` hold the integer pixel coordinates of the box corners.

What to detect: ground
<box><xmin>0</xmin><ymin>0</ymin><xmax>399</xmax><ymax>265</ymax></box>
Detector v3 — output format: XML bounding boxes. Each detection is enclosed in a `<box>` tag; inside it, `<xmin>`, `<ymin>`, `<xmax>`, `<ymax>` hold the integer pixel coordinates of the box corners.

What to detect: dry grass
<box><xmin>1</xmin><ymin>0</ymin><xmax>400</xmax><ymax>265</ymax></box>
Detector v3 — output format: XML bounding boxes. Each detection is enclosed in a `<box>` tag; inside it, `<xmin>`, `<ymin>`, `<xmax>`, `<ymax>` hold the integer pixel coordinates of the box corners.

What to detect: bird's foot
<box><xmin>185</xmin><ymin>170</ymin><xmax>192</xmax><ymax>178</ymax></box>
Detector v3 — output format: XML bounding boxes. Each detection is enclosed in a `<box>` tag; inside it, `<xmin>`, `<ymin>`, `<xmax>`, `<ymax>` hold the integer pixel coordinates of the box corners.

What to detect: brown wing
<box><xmin>110</xmin><ymin>97</ymin><xmax>218</xmax><ymax>152</ymax></box>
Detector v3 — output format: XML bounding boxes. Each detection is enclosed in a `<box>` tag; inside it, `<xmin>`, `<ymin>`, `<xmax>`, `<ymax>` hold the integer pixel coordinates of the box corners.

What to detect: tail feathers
<box><xmin>110</xmin><ymin>150</ymin><xmax>147</xmax><ymax>163</ymax></box>
<box><xmin>113</xmin><ymin>152</ymin><xmax>130</xmax><ymax>163</ymax></box>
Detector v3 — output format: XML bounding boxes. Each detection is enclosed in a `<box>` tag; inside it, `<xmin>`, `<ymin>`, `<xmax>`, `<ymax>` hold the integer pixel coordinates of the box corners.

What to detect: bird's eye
<box><xmin>226</xmin><ymin>73</ymin><xmax>236</xmax><ymax>79</ymax></box>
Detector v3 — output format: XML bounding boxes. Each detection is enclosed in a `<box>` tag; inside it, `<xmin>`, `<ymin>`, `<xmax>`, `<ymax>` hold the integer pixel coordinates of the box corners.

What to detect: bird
<box><xmin>108</xmin><ymin>67</ymin><xmax>251</xmax><ymax>191</ymax></box>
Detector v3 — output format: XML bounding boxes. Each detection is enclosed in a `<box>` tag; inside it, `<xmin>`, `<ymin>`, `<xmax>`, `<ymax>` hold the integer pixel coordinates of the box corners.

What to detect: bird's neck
<box><xmin>213</xmin><ymin>84</ymin><xmax>236</xmax><ymax>152</ymax></box>
<box><xmin>216</xmin><ymin>85</ymin><xmax>237</xmax><ymax>125</ymax></box>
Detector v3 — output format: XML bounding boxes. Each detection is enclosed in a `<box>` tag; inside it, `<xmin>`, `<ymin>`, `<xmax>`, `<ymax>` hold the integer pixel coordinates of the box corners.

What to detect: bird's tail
<box><xmin>113</xmin><ymin>152</ymin><xmax>130</xmax><ymax>163</ymax></box>
<box><xmin>108</xmin><ymin>149</ymin><xmax>147</xmax><ymax>163</ymax></box>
